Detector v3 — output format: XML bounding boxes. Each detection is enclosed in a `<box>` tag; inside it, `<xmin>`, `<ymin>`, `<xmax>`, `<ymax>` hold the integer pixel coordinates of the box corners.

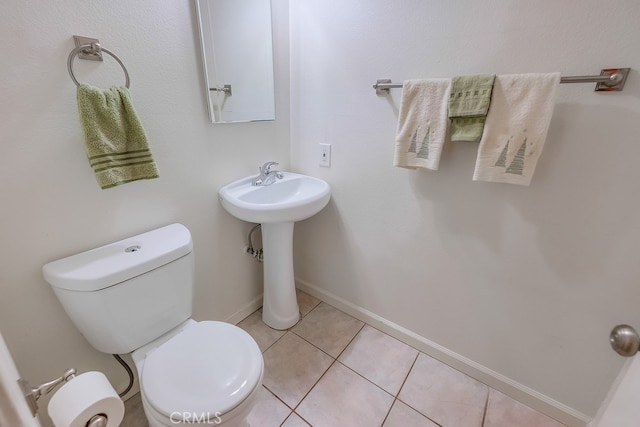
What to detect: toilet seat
<box><xmin>141</xmin><ymin>321</ymin><xmax>263</xmax><ymax>418</ymax></box>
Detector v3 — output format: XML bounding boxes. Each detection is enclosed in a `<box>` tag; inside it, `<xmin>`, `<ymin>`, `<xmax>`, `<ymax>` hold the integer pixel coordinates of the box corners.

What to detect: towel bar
<box><xmin>67</xmin><ymin>36</ymin><xmax>130</xmax><ymax>88</ymax></box>
<box><xmin>373</xmin><ymin>68</ymin><xmax>630</xmax><ymax>95</ymax></box>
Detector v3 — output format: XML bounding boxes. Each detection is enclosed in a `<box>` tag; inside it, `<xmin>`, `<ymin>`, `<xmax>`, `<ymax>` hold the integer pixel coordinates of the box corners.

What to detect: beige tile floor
<box><xmin>121</xmin><ymin>290</ymin><xmax>567</xmax><ymax>427</ymax></box>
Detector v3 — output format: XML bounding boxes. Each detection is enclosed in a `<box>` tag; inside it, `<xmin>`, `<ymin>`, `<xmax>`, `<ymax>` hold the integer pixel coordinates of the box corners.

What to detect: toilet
<box><xmin>43</xmin><ymin>223</ymin><xmax>264</xmax><ymax>427</ymax></box>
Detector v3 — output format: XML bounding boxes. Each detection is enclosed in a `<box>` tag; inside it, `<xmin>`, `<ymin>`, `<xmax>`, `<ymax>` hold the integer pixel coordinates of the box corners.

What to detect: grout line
<box><xmin>261</xmin><ymin>335</ymin><xmax>283</xmax><ymax>354</ymax></box>
<box><xmin>379</xmin><ymin>398</ymin><xmax>396</xmax><ymax>426</ymax></box>
<box><xmin>336</xmin><ymin>359</ymin><xmax>394</xmax><ymax>398</ymax></box>
<box><xmin>291</xmin><ymin>358</ymin><xmax>339</xmax><ymax>413</ymax></box>
<box><xmin>298</xmin><ymin>298</ymin><xmax>322</xmax><ymax>318</ymax></box>
<box><xmin>261</xmin><ymin>384</ymin><xmax>294</xmax><ymax>411</ymax></box>
<box><xmin>481</xmin><ymin>388</ymin><xmax>490</xmax><ymax>427</ymax></box>
<box><xmin>290</xmin><ymin>329</ymin><xmax>338</xmax><ymax>359</ymax></box>
<box><xmin>289</xmin><ymin>303</ymin><xmax>365</xmax><ymax>360</ymax></box>
<box><xmin>397</xmin><ymin>351</ymin><xmax>419</xmax><ymax>398</ymax></box>
<box><xmin>333</xmin><ymin>321</ymin><xmax>366</xmax><ymax>359</ymax></box>
<box><xmin>301</xmin><ymin>299</ymin><xmax>323</xmax><ymax>318</ymax></box>
<box><xmin>242</xmin><ymin>300</ymin><xmax>317</xmax><ymax>354</ymax></box>
<box><xmin>391</xmin><ymin>353</ymin><xmax>446</xmax><ymax>427</ymax></box>
<box><xmin>239</xmin><ymin>309</ymin><xmax>285</xmax><ymax>354</ymax></box>
<box><xmin>279</xmin><ymin>413</ymin><xmax>294</xmax><ymax>427</ymax></box>
<box><xmin>289</xmin><ymin>411</ymin><xmax>314</xmax><ymax>427</ymax></box>
<box><xmin>361</xmin><ymin>346</ymin><xmax>416</xmax><ymax>426</ymax></box>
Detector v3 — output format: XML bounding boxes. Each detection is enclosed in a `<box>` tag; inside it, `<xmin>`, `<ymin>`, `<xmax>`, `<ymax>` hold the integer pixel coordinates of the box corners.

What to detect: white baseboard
<box><xmin>225</xmin><ymin>294</ymin><xmax>264</xmax><ymax>325</ymax></box>
<box><xmin>295</xmin><ymin>278</ymin><xmax>591</xmax><ymax>427</ymax></box>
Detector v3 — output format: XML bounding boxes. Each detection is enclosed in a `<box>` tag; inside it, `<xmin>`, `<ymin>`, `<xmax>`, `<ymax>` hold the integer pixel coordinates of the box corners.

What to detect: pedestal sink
<box><xmin>219</xmin><ymin>172</ymin><xmax>331</xmax><ymax>329</ymax></box>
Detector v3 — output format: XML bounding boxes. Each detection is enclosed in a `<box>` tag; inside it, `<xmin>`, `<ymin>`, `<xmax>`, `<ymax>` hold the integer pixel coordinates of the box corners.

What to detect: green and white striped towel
<box><xmin>77</xmin><ymin>84</ymin><xmax>159</xmax><ymax>189</ymax></box>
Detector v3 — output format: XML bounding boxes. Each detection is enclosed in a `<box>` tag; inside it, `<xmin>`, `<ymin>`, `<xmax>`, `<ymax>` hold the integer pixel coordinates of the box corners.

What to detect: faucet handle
<box><xmin>260</xmin><ymin>161</ymin><xmax>279</xmax><ymax>173</ymax></box>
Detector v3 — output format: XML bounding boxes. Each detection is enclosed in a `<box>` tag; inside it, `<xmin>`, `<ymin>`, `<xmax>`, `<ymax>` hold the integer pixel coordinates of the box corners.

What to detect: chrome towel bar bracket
<box><xmin>209</xmin><ymin>84</ymin><xmax>233</xmax><ymax>95</ymax></box>
<box><xmin>373</xmin><ymin>68</ymin><xmax>631</xmax><ymax>95</ymax></box>
<box><xmin>73</xmin><ymin>35</ymin><xmax>103</xmax><ymax>61</ymax></box>
<box><xmin>67</xmin><ymin>35</ymin><xmax>130</xmax><ymax>88</ymax></box>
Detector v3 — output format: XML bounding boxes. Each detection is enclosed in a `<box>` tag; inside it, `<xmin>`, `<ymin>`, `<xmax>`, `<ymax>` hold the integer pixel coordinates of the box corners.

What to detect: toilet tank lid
<box><xmin>43</xmin><ymin>223</ymin><xmax>193</xmax><ymax>292</ymax></box>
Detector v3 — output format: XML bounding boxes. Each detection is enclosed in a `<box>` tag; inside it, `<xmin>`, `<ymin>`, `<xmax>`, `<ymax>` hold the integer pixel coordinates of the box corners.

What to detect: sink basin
<box><xmin>218</xmin><ymin>171</ymin><xmax>331</xmax><ymax>330</ymax></box>
<box><xmin>219</xmin><ymin>172</ymin><xmax>331</xmax><ymax>224</ymax></box>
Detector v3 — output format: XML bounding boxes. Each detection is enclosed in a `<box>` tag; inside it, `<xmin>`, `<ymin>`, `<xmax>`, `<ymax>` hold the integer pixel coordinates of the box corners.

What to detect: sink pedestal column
<box><xmin>261</xmin><ymin>222</ymin><xmax>300</xmax><ymax>330</ymax></box>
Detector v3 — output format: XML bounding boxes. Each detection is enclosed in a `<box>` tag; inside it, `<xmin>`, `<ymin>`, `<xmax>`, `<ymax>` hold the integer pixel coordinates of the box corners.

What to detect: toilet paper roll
<box><xmin>48</xmin><ymin>371</ymin><xmax>124</xmax><ymax>427</ymax></box>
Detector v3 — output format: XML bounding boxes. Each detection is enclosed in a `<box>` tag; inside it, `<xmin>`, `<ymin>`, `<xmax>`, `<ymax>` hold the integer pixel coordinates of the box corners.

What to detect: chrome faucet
<box><xmin>252</xmin><ymin>161</ymin><xmax>284</xmax><ymax>186</ymax></box>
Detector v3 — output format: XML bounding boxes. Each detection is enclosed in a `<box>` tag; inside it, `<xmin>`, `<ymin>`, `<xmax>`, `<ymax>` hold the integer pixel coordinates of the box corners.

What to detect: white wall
<box><xmin>0</xmin><ymin>1</ymin><xmax>288</xmax><ymax>425</ymax></box>
<box><xmin>290</xmin><ymin>0</ymin><xmax>640</xmax><ymax>422</ymax></box>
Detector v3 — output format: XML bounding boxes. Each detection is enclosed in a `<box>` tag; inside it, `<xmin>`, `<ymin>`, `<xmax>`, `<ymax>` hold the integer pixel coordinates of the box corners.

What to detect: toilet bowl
<box><xmin>132</xmin><ymin>320</ymin><xmax>263</xmax><ymax>427</ymax></box>
<box><xmin>42</xmin><ymin>224</ymin><xmax>264</xmax><ymax>426</ymax></box>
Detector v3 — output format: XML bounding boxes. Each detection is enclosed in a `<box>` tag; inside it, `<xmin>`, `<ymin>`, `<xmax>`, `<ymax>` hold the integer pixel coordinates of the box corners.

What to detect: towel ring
<box><xmin>67</xmin><ymin>43</ymin><xmax>130</xmax><ymax>88</ymax></box>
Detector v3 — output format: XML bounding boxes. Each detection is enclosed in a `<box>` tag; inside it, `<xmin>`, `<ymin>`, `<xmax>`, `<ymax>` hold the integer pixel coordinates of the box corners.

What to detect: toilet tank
<box><xmin>43</xmin><ymin>223</ymin><xmax>194</xmax><ymax>355</ymax></box>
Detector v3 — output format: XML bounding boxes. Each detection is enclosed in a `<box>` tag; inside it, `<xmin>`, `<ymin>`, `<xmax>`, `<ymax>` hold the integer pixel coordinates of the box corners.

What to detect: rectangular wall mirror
<box><xmin>195</xmin><ymin>0</ymin><xmax>276</xmax><ymax>123</ymax></box>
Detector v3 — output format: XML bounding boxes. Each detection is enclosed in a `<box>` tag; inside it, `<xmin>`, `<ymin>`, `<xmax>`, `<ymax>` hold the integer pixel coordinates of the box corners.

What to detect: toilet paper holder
<box><xmin>18</xmin><ymin>368</ymin><xmax>109</xmax><ymax>427</ymax></box>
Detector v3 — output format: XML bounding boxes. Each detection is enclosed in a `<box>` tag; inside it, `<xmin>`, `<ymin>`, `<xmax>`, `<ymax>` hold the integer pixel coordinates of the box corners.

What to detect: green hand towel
<box><xmin>77</xmin><ymin>84</ymin><xmax>159</xmax><ymax>189</ymax></box>
<box><xmin>448</xmin><ymin>74</ymin><xmax>495</xmax><ymax>142</ymax></box>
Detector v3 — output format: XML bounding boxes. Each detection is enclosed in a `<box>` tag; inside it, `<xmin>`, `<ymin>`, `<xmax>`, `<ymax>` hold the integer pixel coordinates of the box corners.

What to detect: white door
<box><xmin>0</xmin><ymin>329</ymin><xmax>41</xmax><ymax>427</ymax></box>
<box><xmin>589</xmin><ymin>354</ymin><xmax>640</xmax><ymax>426</ymax></box>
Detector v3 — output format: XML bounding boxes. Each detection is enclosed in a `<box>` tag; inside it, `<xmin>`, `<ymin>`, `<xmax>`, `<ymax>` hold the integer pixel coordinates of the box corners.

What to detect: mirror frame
<box><xmin>195</xmin><ymin>0</ymin><xmax>276</xmax><ymax>124</ymax></box>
